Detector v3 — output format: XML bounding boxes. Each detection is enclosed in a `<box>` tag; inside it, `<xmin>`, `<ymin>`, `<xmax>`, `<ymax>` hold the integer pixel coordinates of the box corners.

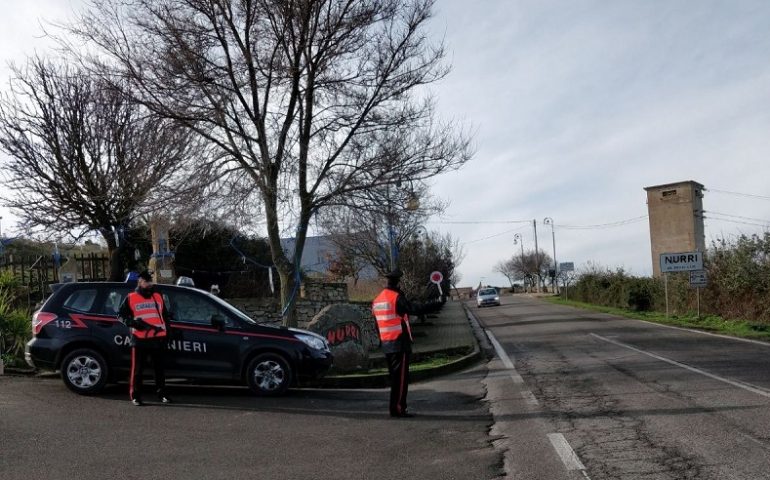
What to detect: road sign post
<box><xmin>689</xmin><ymin>270</ymin><xmax>708</xmax><ymax>319</ymax></box>
<box><xmin>558</xmin><ymin>262</ymin><xmax>574</xmax><ymax>300</ymax></box>
<box><xmin>430</xmin><ymin>271</ymin><xmax>444</xmax><ymax>296</ymax></box>
<box><xmin>659</xmin><ymin>252</ymin><xmax>705</xmax><ymax>318</ymax></box>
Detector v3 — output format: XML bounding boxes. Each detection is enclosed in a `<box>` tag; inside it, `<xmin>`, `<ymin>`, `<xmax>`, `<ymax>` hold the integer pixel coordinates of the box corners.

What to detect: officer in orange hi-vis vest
<box><xmin>118</xmin><ymin>270</ymin><xmax>173</xmax><ymax>406</ymax></box>
<box><xmin>372</xmin><ymin>269</ymin><xmax>440</xmax><ymax>418</ymax></box>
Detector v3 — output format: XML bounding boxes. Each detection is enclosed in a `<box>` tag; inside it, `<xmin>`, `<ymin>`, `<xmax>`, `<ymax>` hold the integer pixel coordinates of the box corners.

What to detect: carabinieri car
<box><xmin>25</xmin><ymin>282</ymin><xmax>333</xmax><ymax>396</ymax></box>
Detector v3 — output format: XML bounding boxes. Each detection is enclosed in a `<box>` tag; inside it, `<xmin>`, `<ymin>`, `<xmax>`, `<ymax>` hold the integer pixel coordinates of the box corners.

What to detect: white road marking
<box><xmin>485</xmin><ymin>329</ymin><xmax>515</xmax><ymax>369</ymax></box>
<box><xmin>591</xmin><ymin>333</ymin><xmax>770</xmax><ymax>399</ymax></box>
<box><xmin>520</xmin><ymin>390</ymin><xmax>539</xmax><ymax>406</ymax></box>
<box><xmin>634</xmin><ymin>318</ymin><xmax>770</xmax><ymax>348</ymax></box>
<box><xmin>547</xmin><ymin>433</ymin><xmax>586</xmax><ymax>471</ymax></box>
<box><xmin>509</xmin><ymin>371</ymin><xmax>525</xmax><ymax>385</ymax></box>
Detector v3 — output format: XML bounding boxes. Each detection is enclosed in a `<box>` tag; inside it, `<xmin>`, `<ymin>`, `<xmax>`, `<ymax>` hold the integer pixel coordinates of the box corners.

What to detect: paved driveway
<box><xmin>0</xmin><ymin>366</ymin><xmax>501</xmax><ymax>480</ymax></box>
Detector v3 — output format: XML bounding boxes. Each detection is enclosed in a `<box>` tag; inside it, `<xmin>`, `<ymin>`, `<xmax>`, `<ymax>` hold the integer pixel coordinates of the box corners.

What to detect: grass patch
<box><xmin>329</xmin><ymin>351</ymin><xmax>468</xmax><ymax>378</ymax></box>
<box><xmin>545</xmin><ymin>296</ymin><xmax>770</xmax><ymax>342</ymax></box>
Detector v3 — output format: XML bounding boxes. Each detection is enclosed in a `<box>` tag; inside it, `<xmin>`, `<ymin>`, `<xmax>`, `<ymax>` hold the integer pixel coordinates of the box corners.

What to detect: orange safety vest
<box><xmin>127</xmin><ymin>292</ymin><xmax>167</xmax><ymax>340</ymax></box>
<box><xmin>372</xmin><ymin>289</ymin><xmax>412</xmax><ymax>343</ymax></box>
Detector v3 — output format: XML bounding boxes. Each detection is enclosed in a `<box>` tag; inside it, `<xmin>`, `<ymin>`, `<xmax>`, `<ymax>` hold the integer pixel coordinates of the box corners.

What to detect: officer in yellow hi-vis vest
<box><xmin>118</xmin><ymin>270</ymin><xmax>173</xmax><ymax>406</ymax></box>
<box><xmin>372</xmin><ymin>269</ymin><xmax>439</xmax><ymax>418</ymax></box>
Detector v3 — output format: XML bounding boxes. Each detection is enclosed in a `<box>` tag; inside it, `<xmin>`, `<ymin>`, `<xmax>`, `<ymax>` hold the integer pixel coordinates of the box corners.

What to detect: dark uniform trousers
<box><xmin>386</xmin><ymin>351</ymin><xmax>411</xmax><ymax>415</ymax></box>
<box><xmin>130</xmin><ymin>341</ymin><xmax>167</xmax><ymax>401</ymax></box>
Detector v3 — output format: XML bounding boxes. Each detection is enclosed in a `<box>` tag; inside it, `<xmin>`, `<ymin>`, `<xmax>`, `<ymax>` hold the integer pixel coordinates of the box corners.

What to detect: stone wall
<box><xmin>300</xmin><ymin>281</ymin><xmax>349</xmax><ymax>303</ymax></box>
<box><xmin>226</xmin><ymin>280</ymin><xmax>380</xmax><ymax>351</ymax></box>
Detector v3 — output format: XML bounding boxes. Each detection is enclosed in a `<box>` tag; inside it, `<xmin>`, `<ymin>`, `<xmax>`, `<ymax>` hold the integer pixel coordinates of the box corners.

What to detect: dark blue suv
<box><xmin>26</xmin><ymin>282</ymin><xmax>333</xmax><ymax>396</ymax></box>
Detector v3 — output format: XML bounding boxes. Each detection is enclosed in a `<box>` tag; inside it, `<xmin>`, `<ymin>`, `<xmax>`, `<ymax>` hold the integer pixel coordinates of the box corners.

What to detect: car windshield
<box><xmin>479</xmin><ymin>288</ymin><xmax>497</xmax><ymax>296</ymax></box>
<box><xmin>207</xmin><ymin>294</ymin><xmax>258</xmax><ymax>324</ymax></box>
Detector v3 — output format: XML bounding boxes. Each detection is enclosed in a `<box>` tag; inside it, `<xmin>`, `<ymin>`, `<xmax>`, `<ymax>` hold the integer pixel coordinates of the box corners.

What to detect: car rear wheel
<box><xmin>246</xmin><ymin>353</ymin><xmax>292</xmax><ymax>396</ymax></box>
<box><xmin>61</xmin><ymin>348</ymin><xmax>109</xmax><ymax>395</ymax></box>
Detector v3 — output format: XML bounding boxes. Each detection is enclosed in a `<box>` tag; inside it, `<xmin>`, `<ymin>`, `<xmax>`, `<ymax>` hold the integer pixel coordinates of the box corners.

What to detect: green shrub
<box><xmin>628</xmin><ymin>278</ymin><xmax>656</xmax><ymax>311</ymax></box>
<box><xmin>570</xmin><ymin>233</ymin><xmax>770</xmax><ymax>324</ymax></box>
<box><xmin>0</xmin><ymin>270</ymin><xmax>31</xmax><ymax>365</ymax></box>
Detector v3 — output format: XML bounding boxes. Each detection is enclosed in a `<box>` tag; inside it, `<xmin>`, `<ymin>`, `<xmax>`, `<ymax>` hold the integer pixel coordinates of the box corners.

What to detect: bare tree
<box><xmin>0</xmin><ymin>58</ymin><xmax>206</xmax><ymax>279</ymax></box>
<box><xmin>494</xmin><ymin>258</ymin><xmax>518</xmax><ymax>289</ymax></box>
<box><xmin>317</xmin><ymin>183</ymin><xmax>446</xmax><ymax>276</ymax></box>
<box><xmin>398</xmin><ymin>230</ymin><xmax>463</xmax><ymax>301</ymax></box>
<box><xmin>495</xmin><ymin>249</ymin><xmax>552</xmax><ymax>292</ymax></box>
<box><xmin>67</xmin><ymin>0</ymin><xmax>471</xmax><ymax>325</ymax></box>
<box><xmin>319</xmin><ymin>190</ymin><xmax>462</xmax><ymax>301</ymax></box>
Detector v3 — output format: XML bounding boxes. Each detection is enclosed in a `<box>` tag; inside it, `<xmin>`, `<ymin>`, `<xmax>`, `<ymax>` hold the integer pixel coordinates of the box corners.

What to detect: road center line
<box><xmin>591</xmin><ymin>333</ymin><xmax>770</xmax><ymax>399</ymax></box>
<box><xmin>547</xmin><ymin>433</ymin><xmax>586</xmax><ymax>471</ymax></box>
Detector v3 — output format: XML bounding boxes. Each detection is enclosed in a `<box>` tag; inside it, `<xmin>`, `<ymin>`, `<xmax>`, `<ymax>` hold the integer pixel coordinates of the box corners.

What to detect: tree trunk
<box><xmin>278</xmin><ymin>268</ymin><xmax>299</xmax><ymax>328</ymax></box>
<box><xmin>102</xmin><ymin>230</ymin><xmax>124</xmax><ymax>281</ymax></box>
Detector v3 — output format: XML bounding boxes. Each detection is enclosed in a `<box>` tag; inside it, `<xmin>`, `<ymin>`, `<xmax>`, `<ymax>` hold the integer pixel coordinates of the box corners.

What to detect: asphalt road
<box><xmin>472</xmin><ymin>294</ymin><xmax>770</xmax><ymax>480</ymax></box>
<box><xmin>0</xmin><ymin>364</ymin><xmax>501</xmax><ymax>480</ymax></box>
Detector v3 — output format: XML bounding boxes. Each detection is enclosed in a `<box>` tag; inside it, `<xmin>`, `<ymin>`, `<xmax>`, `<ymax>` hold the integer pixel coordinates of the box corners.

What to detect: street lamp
<box><xmin>513</xmin><ymin>233</ymin><xmax>524</xmax><ymax>258</ymax></box>
<box><xmin>543</xmin><ymin>217</ymin><xmax>557</xmax><ymax>294</ymax></box>
<box><xmin>513</xmin><ymin>233</ymin><xmax>525</xmax><ymax>292</ymax></box>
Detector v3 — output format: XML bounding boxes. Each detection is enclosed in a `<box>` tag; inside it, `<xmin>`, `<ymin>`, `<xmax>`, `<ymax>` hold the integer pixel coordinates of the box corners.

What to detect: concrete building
<box><xmin>644</xmin><ymin>181</ymin><xmax>705</xmax><ymax>277</ymax></box>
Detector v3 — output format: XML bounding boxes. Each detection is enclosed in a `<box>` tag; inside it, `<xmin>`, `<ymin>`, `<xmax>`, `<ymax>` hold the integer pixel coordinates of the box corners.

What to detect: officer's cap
<box><xmin>138</xmin><ymin>269</ymin><xmax>154</xmax><ymax>282</ymax></box>
<box><xmin>384</xmin><ymin>268</ymin><xmax>403</xmax><ymax>279</ymax></box>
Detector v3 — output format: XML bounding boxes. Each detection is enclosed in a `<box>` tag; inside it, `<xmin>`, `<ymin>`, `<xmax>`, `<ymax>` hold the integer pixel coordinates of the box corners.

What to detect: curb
<box><xmin>317</xmin><ymin>303</ymin><xmax>485</xmax><ymax>389</ymax></box>
<box><xmin>317</xmin><ymin>344</ymin><xmax>482</xmax><ymax>389</ymax></box>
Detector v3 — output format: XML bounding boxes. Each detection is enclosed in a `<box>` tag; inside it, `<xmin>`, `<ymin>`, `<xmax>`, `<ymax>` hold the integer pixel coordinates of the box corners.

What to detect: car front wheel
<box><xmin>60</xmin><ymin>348</ymin><xmax>109</xmax><ymax>395</ymax></box>
<box><xmin>246</xmin><ymin>353</ymin><xmax>292</xmax><ymax>396</ymax></box>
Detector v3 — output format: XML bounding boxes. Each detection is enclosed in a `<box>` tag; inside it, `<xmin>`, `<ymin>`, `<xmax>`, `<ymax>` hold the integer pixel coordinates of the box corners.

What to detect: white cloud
<box><xmin>429</xmin><ymin>0</ymin><xmax>770</xmax><ymax>286</ymax></box>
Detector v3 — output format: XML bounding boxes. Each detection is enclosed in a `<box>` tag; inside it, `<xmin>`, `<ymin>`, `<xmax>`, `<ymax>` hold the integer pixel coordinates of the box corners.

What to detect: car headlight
<box><xmin>294</xmin><ymin>333</ymin><xmax>329</xmax><ymax>351</ymax></box>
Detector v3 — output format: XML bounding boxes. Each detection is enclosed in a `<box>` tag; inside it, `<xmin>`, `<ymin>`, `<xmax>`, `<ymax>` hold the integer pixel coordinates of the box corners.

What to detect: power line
<box><xmin>704</xmin><ymin>217</ymin><xmax>770</xmax><ymax>229</ymax></box>
<box><xmin>706</xmin><ymin>188</ymin><xmax>770</xmax><ymax>201</ymax></box>
<box><xmin>557</xmin><ymin>215</ymin><xmax>649</xmax><ymax>230</ymax></box>
<box><xmin>431</xmin><ymin>220</ymin><xmax>532</xmax><ymax>225</ymax></box>
<box><xmin>462</xmin><ymin>225</ymin><xmax>528</xmax><ymax>245</ymax></box>
<box><xmin>703</xmin><ymin>211</ymin><xmax>770</xmax><ymax>224</ymax></box>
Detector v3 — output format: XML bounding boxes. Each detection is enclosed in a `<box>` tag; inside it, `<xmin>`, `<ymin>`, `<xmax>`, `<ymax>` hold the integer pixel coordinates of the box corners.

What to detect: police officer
<box><xmin>372</xmin><ymin>269</ymin><xmax>438</xmax><ymax>418</ymax></box>
<box><xmin>118</xmin><ymin>270</ymin><xmax>173</xmax><ymax>406</ymax></box>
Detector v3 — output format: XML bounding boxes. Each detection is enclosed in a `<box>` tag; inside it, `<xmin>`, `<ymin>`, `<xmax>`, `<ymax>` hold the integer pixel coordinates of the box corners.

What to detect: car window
<box><xmin>165</xmin><ymin>290</ymin><xmax>232</xmax><ymax>326</ymax></box>
<box><xmin>98</xmin><ymin>288</ymin><xmax>133</xmax><ymax>316</ymax></box>
<box><xmin>479</xmin><ymin>288</ymin><xmax>497</xmax><ymax>296</ymax></box>
<box><xmin>62</xmin><ymin>289</ymin><xmax>98</xmax><ymax>312</ymax></box>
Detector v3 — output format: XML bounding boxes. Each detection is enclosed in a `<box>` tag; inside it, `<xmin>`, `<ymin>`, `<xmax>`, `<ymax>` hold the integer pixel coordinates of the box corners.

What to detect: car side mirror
<box><xmin>211</xmin><ymin>314</ymin><xmax>227</xmax><ymax>332</ymax></box>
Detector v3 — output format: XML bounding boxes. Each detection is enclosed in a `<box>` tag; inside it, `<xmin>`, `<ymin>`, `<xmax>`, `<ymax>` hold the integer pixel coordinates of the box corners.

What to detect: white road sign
<box><xmin>689</xmin><ymin>270</ymin><xmax>708</xmax><ymax>287</ymax></box>
<box><xmin>660</xmin><ymin>252</ymin><xmax>703</xmax><ymax>273</ymax></box>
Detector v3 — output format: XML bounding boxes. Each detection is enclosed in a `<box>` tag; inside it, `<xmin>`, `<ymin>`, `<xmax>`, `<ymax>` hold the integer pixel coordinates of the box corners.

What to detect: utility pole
<box><xmin>533</xmin><ymin>219</ymin><xmax>540</xmax><ymax>293</ymax></box>
<box><xmin>543</xmin><ymin>217</ymin><xmax>557</xmax><ymax>294</ymax></box>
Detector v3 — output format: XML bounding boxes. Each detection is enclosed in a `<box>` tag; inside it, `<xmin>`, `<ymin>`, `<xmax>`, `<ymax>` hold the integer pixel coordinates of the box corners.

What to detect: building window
<box><xmin>662</xmin><ymin>189</ymin><xmax>678</xmax><ymax>198</ymax></box>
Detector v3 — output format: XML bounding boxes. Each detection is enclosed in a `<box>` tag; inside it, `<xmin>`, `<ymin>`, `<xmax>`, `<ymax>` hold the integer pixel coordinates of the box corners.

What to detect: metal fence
<box><xmin>0</xmin><ymin>253</ymin><xmax>110</xmax><ymax>305</ymax></box>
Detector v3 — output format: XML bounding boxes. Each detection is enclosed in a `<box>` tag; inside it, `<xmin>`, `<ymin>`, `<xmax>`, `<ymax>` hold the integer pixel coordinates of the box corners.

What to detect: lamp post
<box><xmin>543</xmin><ymin>217</ymin><xmax>557</xmax><ymax>294</ymax></box>
<box><xmin>513</xmin><ymin>233</ymin><xmax>524</xmax><ymax>258</ymax></box>
<box><xmin>513</xmin><ymin>233</ymin><xmax>525</xmax><ymax>292</ymax></box>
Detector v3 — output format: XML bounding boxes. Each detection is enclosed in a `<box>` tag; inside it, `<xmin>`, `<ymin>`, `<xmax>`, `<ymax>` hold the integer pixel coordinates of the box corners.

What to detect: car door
<box><xmin>88</xmin><ymin>285</ymin><xmax>134</xmax><ymax>369</ymax></box>
<box><xmin>161</xmin><ymin>288</ymin><xmax>241</xmax><ymax>379</ymax></box>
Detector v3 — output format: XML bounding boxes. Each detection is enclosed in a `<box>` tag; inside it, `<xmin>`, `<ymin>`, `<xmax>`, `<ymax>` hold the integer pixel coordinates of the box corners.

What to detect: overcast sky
<box><xmin>1</xmin><ymin>1</ymin><xmax>770</xmax><ymax>287</ymax></box>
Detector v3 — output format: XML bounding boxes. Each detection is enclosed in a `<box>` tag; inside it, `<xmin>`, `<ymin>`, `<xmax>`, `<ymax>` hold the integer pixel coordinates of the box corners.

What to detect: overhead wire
<box><xmin>556</xmin><ymin>215</ymin><xmax>649</xmax><ymax>230</ymax></box>
<box><xmin>462</xmin><ymin>225</ymin><xmax>528</xmax><ymax>245</ymax></box>
<box><xmin>706</xmin><ymin>188</ymin><xmax>770</xmax><ymax>201</ymax></box>
<box><xmin>430</xmin><ymin>220</ymin><xmax>532</xmax><ymax>225</ymax></box>
<box><xmin>702</xmin><ymin>211</ymin><xmax>770</xmax><ymax>225</ymax></box>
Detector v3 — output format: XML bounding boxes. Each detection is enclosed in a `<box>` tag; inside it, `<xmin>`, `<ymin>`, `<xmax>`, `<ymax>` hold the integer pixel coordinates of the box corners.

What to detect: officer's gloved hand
<box><xmin>132</xmin><ymin>318</ymin><xmax>148</xmax><ymax>331</ymax></box>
